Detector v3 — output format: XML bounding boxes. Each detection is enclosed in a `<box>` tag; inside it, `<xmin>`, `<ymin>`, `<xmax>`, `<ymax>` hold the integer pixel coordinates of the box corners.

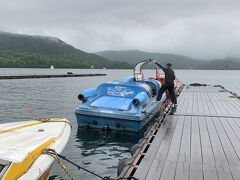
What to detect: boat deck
<box><xmin>120</xmin><ymin>85</ymin><xmax>240</xmax><ymax>180</ymax></box>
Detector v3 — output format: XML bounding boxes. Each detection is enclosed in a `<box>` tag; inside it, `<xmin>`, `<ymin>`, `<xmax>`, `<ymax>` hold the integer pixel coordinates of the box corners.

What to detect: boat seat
<box><xmin>90</xmin><ymin>96</ymin><xmax>132</xmax><ymax>111</ymax></box>
<box><xmin>145</xmin><ymin>80</ymin><xmax>160</xmax><ymax>97</ymax></box>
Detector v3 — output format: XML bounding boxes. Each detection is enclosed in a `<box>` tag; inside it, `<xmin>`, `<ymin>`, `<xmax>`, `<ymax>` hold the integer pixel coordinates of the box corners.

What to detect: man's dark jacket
<box><xmin>156</xmin><ymin>62</ymin><xmax>175</xmax><ymax>85</ymax></box>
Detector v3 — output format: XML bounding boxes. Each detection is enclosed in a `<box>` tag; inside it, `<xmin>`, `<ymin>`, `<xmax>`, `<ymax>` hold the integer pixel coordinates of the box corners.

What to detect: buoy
<box><xmin>130</xmin><ymin>144</ymin><xmax>140</xmax><ymax>156</ymax></box>
<box><xmin>117</xmin><ymin>158</ymin><xmax>132</xmax><ymax>176</ymax></box>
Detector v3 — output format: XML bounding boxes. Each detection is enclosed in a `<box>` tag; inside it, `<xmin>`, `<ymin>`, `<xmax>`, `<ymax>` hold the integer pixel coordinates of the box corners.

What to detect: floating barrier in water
<box><xmin>0</xmin><ymin>73</ymin><xmax>106</xmax><ymax>80</ymax></box>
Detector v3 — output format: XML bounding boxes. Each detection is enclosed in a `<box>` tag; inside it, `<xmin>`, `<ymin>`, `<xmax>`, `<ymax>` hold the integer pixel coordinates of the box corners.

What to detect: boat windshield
<box><xmin>134</xmin><ymin>59</ymin><xmax>156</xmax><ymax>81</ymax></box>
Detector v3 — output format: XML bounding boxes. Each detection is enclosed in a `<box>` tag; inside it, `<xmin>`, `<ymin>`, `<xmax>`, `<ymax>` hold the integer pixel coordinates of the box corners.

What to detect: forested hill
<box><xmin>1</xmin><ymin>31</ymin><xmax>239</xmax><ymax>69</ymax></box>
<box><xmin>96</xmin><ymin>50</ymin><xmax>240</xmax><ymax>70</ymax></box>
<box><xmin>0</xmin><ymin>32</ymin><xmax>131</xmax><ymax>68</ymax></box>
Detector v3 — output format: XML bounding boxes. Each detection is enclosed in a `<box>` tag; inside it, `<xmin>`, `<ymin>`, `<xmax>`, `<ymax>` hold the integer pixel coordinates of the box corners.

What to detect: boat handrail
<box><xmin>0</xmin><ymin>158</ymin><xmax>10</xmax><ymax>179</ymax></box>
<box><xmin>133</xmin><ymin>59</ymin><xmax>159</xmax><ymax>81</ymax></box>
<box><xmin>0</xmin><ymin>158</ymin><xmax>9</xmax><ymax>165</ymax></box>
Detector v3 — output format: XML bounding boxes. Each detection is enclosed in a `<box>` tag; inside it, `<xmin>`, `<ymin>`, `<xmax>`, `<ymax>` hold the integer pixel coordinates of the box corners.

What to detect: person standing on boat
<box><xmin>154</xmin><ymin>61</ymin><xmax>177</xmax><ymax>107</ymax></box>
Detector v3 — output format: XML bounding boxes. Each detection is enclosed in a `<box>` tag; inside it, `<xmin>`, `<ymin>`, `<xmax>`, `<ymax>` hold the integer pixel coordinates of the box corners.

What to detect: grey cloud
<box><xmin>0</xmin><ymin>0</ymin><xmax>240</xmax><ymax>59</ymax></box>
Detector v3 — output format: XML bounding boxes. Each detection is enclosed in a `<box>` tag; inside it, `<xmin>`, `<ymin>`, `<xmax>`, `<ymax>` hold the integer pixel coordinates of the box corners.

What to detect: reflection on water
<box><xmin>77</xmin><ymin>128</ymin><xmax>140</xmax><ymax>172</ymax></box>
<box><xmin>50</xmin><ymin>128</ymin><xmax>140</xmax><ymax>180</ymax></box>
<box><xmin>49</xmin><ymin>128</ymin><xmax>140</xmax><ymax>180</ymax></box>
<box><xmin>77</xmin><ymin>128</ymin><xmax>141</xmax><ymax>150</ymax></box>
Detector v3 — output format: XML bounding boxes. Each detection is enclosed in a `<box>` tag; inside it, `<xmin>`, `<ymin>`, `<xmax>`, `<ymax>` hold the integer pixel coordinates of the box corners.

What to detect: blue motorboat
<box><xmin>75</xmin><ymin>59</ymin><xmax>166</xmax><ymax>132</ymax></box>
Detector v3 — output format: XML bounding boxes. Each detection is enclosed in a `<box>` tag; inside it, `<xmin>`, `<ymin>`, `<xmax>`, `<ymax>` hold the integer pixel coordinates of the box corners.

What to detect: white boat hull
<box><xmin>0</xmin><ymin>118</ymin><xmax>71</xmax><ymax>180</ymax></box>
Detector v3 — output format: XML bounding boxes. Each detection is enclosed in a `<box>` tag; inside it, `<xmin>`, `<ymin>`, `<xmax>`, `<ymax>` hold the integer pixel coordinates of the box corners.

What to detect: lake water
<box><xmin>0</xmin><ymin>68</ymin><xmax>239</xmax><ymax>179</ymax></box>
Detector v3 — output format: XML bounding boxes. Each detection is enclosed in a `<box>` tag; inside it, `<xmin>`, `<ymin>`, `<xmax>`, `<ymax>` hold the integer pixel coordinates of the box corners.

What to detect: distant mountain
<box><xmin>96</xmin><ymin>50</ymin><xmax>240</xmax><ymax>70</ymax></box>
<box><xmin>0</xmin><ymin>32</ymin><xmax>132</xmax><ymax>68</ymax></box>
<box><xmin>198</xmin><ymin>59</ymin><xmax>240</xmax><ymax>70</ymax></box>
<box><xmin>1</xmin><ymin>32</ymin><xmax>239</xmax><ymax>70</ymax></box>
<box><xmin>96</xmin><ymin>50</ymin><xmax>202</xmax><ymax>69</ymax></box>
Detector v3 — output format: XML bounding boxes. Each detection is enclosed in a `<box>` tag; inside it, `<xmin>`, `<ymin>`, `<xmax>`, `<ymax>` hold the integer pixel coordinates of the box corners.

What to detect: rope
<box><xmin>214</xmin><ymin>85</ymin><xmax>240</xmax><ymax>100</ymax></box>
<box><xmin>56</xmin><ymin>152</ymin><xmax>107</xmax><ymax>179</ymax></box>
<box><xmin>43</xmin><ymin>149</ymin><xmax>74</xmax><ymax>180</ymax></box>
<box><xmin>35</xmin><ymin>117</ymin><xmax>72</xmax><ymax>128</ymax></box>
<box><xmin>142</xmin><ymin>111</ymin><xmax>151</xmax><ymax>119</ymax></box>
<box><xmin>43</xmin><ymin>148</ymin><xmax>135</xmax><ymax>180</ymax></box>
<box><xmin>27</xmin><ymin>110</ymin><xmax>72</xmax><ymax>128</ymax></box>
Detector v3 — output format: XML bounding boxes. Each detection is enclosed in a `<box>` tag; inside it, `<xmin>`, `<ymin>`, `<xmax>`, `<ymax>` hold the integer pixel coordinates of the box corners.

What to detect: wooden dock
<box><xmin>119</xmin><ymin>85</ymin><xmax>240</xmax><ymax>180</ymax></box>
<box><xmin>0</xmin><ymin>73</ymin><xmax>106</xmax><ymax>80</ymax></box>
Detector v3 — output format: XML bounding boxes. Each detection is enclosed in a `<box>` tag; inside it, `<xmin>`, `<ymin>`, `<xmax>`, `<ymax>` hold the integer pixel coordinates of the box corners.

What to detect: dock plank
<box><xmin>159</xmin><ymin>160</ymin><xmax>177</xmax><ymax>180</ymax></box>
<box><xmin>231</xmin><ymin>100</ymin><xmax>240</xmax><ymax>114</ymax></box>
<box><xmin>190</xmin><ymin>117</ymin><xmax>202</xmax><ymax>163</ymax></box>
<box><xmin>220</xmin><ymin>118</ymin><xmax>240</xmax><ymax>161</ymax></box>
<box><xmin>182</xmin><ymin>92</ymin><xmax>191</xmax><ymax>114</ymax></box>
<box><xmin>206</xmin><ymin>92</ymin><xmax>221</xmax><ymax>115</ymax></box>
<box><xmin>133</xmin><ymin>158</ymin><xmax>153</xmax><ymax>180</ymax></box>
<box><xmin>199</xmin><ymin>91</ymin><xmax>211</xmax><ymax>115</ymax></box>
<box><xmin>178</xmin><ymin>116</ymin><xmax>191</xmax><ymax>162</ymax></box>
<box><xmin>167</xmin><ymin>116</ymin><xmax>184</xmax><ymax>162</ymax></box>
<box><xmin>212</xmin><ymin>92</ymin><xmax>230</xmax><ymax>115</ymax></box>
<box><xmin>198</xmin><ymin>117</ymin><xmax>215</xmax><ymax>164</ymax></box>
<box><xmin>146</xmin><ymin>160</ymin><xmax>165</xmax><ymax>180</ymax></box>
<box><xmin>178</xmin><ymin>93</ymin><xmax>188</xmax><ymax>113</ymax></box>
<box><xmin>155</xmin><ymin>118</ymin><xmax>178</xmax><ymax>160</ymax></box>
<box><xmin>122</xmin><ymin>86</ymin><xmax>240</xmax><ymax>180</ymax></box>
<box><xmin>145</xmin><ymin>116</ymin><xmax>174</xmax><ymax>160</ymax></box>
<box><xmin>227</xmin><ymin>100</ymin><xmax>240</xmax><ymax>115</ymax></box>
<box><xmin>192</xmin><ymin>90</ymin><xmax>198</xmax><ymax>114</ymax></box>
<box><xmin>175</xmin><ymin>162</ymin><xmax>189</xmax><ymax>180</ymax></box>
<box><xmin>189</xmin><ymin>163</ymin><xmax>203</xmax><ymax>180</ymax></box>
<box><xmin>205</xmin><ymin>117</ymin><xmax>228</xmax><ymax>165</ymax></box>
<box><xmin>212</xmin><ymin>117</ymin><xmax>240</xmax><ymax>166</ymax></box>
<box><xmin>216</xmin><ymin>164</ymin><xmax>234</xmax><ymax>180</ymax></box>
<box><xmin>230</xmin><ymin>165</ymin><xmax>240</xmax><ymax>180</ymax></box>
<box><xmin>197</xmin><ymin>92</ymin><xmax>204</xmax><ymax>114</ymax></box>
<box><xmin>228</xmin><ymin>118</ymin><xmax>240</xmax><ymax>144</ymax></box>
<box><xmin>203</xmin><ymin>164</ymin><xmax>218</xmax><ymax>180</ymax></box>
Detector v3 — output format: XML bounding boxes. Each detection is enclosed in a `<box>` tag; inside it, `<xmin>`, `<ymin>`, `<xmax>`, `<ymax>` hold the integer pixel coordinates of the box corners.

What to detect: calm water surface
<box><xmin>0</xmin><ymin>68</ymin><xmax>239</xmax><ymax>179</ymax></box>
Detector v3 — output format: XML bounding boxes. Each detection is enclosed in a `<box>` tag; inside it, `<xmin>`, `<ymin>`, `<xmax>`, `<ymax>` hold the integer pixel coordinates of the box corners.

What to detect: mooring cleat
<box><xmin>169</xmin><ymin>111</ymin><xmax>174</xmax><ymax>115</ymax></box>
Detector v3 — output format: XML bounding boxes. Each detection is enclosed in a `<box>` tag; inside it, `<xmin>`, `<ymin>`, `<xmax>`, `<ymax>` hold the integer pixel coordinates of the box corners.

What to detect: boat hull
<box><xmin>75</xmin><ymin>103</ymin><xmax>161</xmax><ymax>132</ymax></box>
<box><xmin>75</xmin><ymin>74</ymin><xmax>167</xmax><ymax>132</ymax></box>
<box><xmin>0</xmin><ymin>118</ymin><xmax>71</xmax><ymax>180</ymax></box>
<box><xmin>37</xmin><ymin>164</ymin><xmax>53</xmax><ymax>180</ymax></box>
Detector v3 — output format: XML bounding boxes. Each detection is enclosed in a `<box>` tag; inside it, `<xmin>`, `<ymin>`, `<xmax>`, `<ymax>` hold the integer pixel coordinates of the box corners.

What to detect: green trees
<box><xmin>0</xmin><ymin>32</ymin><xmax>132</xmax><ymax>69</ymax></box>
<box><xmin>1</xmin><ymin>32</ymin><xmax>239</xmax><ymax>69</ymax></box>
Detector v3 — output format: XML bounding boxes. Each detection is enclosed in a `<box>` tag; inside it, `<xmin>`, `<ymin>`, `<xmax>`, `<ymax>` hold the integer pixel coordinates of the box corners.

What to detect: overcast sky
<box><xmin>0</xmin><ymin>0</ymin><xmax>240</xmax><ymax>59</ymax></box>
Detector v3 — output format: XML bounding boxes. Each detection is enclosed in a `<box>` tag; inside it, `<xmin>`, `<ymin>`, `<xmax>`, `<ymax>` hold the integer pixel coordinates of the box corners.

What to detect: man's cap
<box><xmin>166</xmin><ymin>63</ymin><xmax>172</xmax><ymax>66</ymax></box>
